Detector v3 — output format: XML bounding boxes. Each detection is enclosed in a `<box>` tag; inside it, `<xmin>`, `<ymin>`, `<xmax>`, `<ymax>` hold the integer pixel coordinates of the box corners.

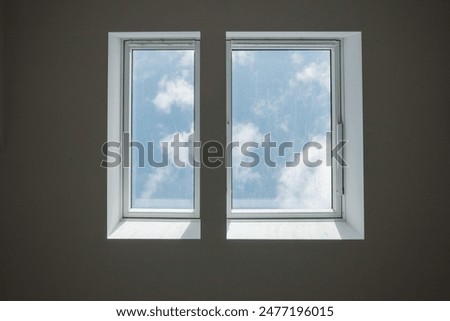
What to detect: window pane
<box><xmin>131</xmin><ymin>50</ymin><xmax>194</xmax><ymax>209</ymax></box>
<box><xmin>231</xmin><ymin>50</ymin><xmax>332</xmax><ymax>210</ymax></box>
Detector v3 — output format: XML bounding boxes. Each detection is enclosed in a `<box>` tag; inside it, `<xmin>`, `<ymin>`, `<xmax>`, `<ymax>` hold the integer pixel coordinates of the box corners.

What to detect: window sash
<box><xmin>226</xmin><ymin>38</ymin><xmax>343</xmax><ymax>219</ymax></box>
<box><xmin>122</xmin><ymin>39</ymin><xmax>200</xmax><ymax>218</ymax></box>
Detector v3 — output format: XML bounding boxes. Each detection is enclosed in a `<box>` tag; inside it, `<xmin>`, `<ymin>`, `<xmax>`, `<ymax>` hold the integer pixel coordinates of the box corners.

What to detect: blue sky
<box><xmin>131</xmin><ymin>50</ymin><xmax>194</xmax><ymax>209</ymax></box>
<box><xmin>130</xmin><ymin>48</ymin><xmax>332</xmax><ymax>210</ymax></box>
<box><xmin>231</xmin><ymin>50</ymin><xmax>331</xmax><ymax>209</ymax></box>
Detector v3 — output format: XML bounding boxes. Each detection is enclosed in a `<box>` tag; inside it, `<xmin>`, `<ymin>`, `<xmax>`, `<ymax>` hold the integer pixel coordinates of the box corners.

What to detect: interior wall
<box><xmin>0</xmin><ymin>0</ymin><xmax>449</xmax><ymax>300</ymax></box>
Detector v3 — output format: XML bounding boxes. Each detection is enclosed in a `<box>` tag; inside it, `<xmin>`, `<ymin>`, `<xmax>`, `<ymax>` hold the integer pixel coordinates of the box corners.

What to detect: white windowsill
<box><xmin>108</xmin><ymin>219</ymin><xmax>200</xmax><ymax>239</ymax></box>
<box><xmin>227</xmin><ymin>219</ymin><xmax>363</xmax><ymax>240</ymax></box>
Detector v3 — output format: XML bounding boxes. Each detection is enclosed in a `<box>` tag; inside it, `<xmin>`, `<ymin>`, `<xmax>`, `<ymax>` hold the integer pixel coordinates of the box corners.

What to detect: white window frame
<box><xmin>123</xmin><ymin>39</ymin><xmax>200</xmax><ymax>219</ymax></box>
<box><xmin>107</xmin><ymin>32</ymin><xmax>201</xmax><ymax>239</ymax></box>
<box><xmin>226</xmin><ymin>38</ymin><xmax>343</xmax><ymax>219</ymax></box>
<box><xmin>226</xmin><ymin>32</ymin><xmax>364</xmax><ymax>240</ymax></box>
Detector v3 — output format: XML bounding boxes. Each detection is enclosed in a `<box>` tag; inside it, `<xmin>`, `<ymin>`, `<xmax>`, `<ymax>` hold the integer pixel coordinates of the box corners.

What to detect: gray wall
<box><xmin>0</xmin><ymin>0</ymin><xmax>449</xmax><ymax>300</ymax></box>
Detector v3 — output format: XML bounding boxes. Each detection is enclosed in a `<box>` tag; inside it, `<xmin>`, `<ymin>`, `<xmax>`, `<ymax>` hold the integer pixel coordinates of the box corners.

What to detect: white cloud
<box><xmin>235</xmin><ymin>167</ymin><xmax>262</xmax><ymax>185</ymax></box>
<box><xmin>139</xmin><ymin>126</ymin><xmax>194</xmax><ymax>201</ymax></box>
<box><xmin>132</xmin><ymin>53</ymin><xmax>156</xmax><ymax>83</ymax></box>
<box><xmin>232</xmin><ymin>51</ymin><xmax>255</xmax><ymax>66</ymax></box>
<box><xmin>232</xmin><ymin>122</ymin><xmax>264</xmax><ymax>185</ymax></box>
<box><xmin>152</xmin><ymin>76</ymin><xmax>194</xmax><ymax>113</ymax></box>
<box><xmin>275</xmin><ymin>134</ymin><xmax>331</xmax><ymax>209</ymax></box>
<box><xmin>178</xmin><ymin>51</ymin><xmax>194</xmax><ymax>67</ymax></box>
<box><xmin>290</xmin><ymin>52</ymin><xmax>304</xmax><ymax>65</ymax></box>
<box><xmin>139</xmin><ymin>167</ymin><xmax>170</xmax><ymax>200</ymax></box>
<box><xmin>279</xmin><ymin>119</ymin><xmax>289</xmax><ymax>133</ymax></box>
<box><xmin>251</xmin><ymin>98</ymin><xmax>278</xmax><ymax>116</ymax></box>
<box><xmin>233</xmin><ymin>122</ymin><xmax>262</xmax><ymax>145</ymax></box>
<box><xmin>290</xmin><ymin>61</ymin><xmax>331</xmax><ymax>92</ymax></box>
<box><xmin>160</xmin><ymin>125</ymin><xmax>194</xmax><ymax>167</ymax></box>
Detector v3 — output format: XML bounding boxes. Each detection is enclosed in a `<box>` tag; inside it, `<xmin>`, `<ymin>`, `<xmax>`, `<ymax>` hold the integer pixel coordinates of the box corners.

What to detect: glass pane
<box><xmin>131</xmin><ymin>50</ymin><xmax>194</xmax><ymax>209</ymax></box>
<box><xmin>231</xmin><ymin>50</ymin><xmax>332</xmax><ymax>210</ymax></box>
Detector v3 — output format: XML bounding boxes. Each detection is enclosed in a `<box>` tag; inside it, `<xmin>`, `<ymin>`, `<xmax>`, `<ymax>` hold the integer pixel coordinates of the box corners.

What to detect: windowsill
<box><xmin>107</xmin><ymin>219</ymin><xmax>200</xmax><ymax>239</ymax></box>
<box><xmin>227</xmin><ymin>219</ymin><xmax>363</xmax><ymax>240</ymax></box>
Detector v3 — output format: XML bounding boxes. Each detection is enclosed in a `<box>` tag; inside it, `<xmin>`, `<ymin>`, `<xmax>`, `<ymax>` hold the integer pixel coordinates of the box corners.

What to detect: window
<box><xmin>107</xmin><ymin>32</ymin><xmax>200</xmax><ymax>239</ymax></box>
<box><xmin>226</xmin><ymin>32</ymin><xmax>364</xmax><ymax>239</ymax></box>
<box><xmin>106</xmin><ymin>31</ymin><xmax>364</xmax><ymax>240</ymax></box>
